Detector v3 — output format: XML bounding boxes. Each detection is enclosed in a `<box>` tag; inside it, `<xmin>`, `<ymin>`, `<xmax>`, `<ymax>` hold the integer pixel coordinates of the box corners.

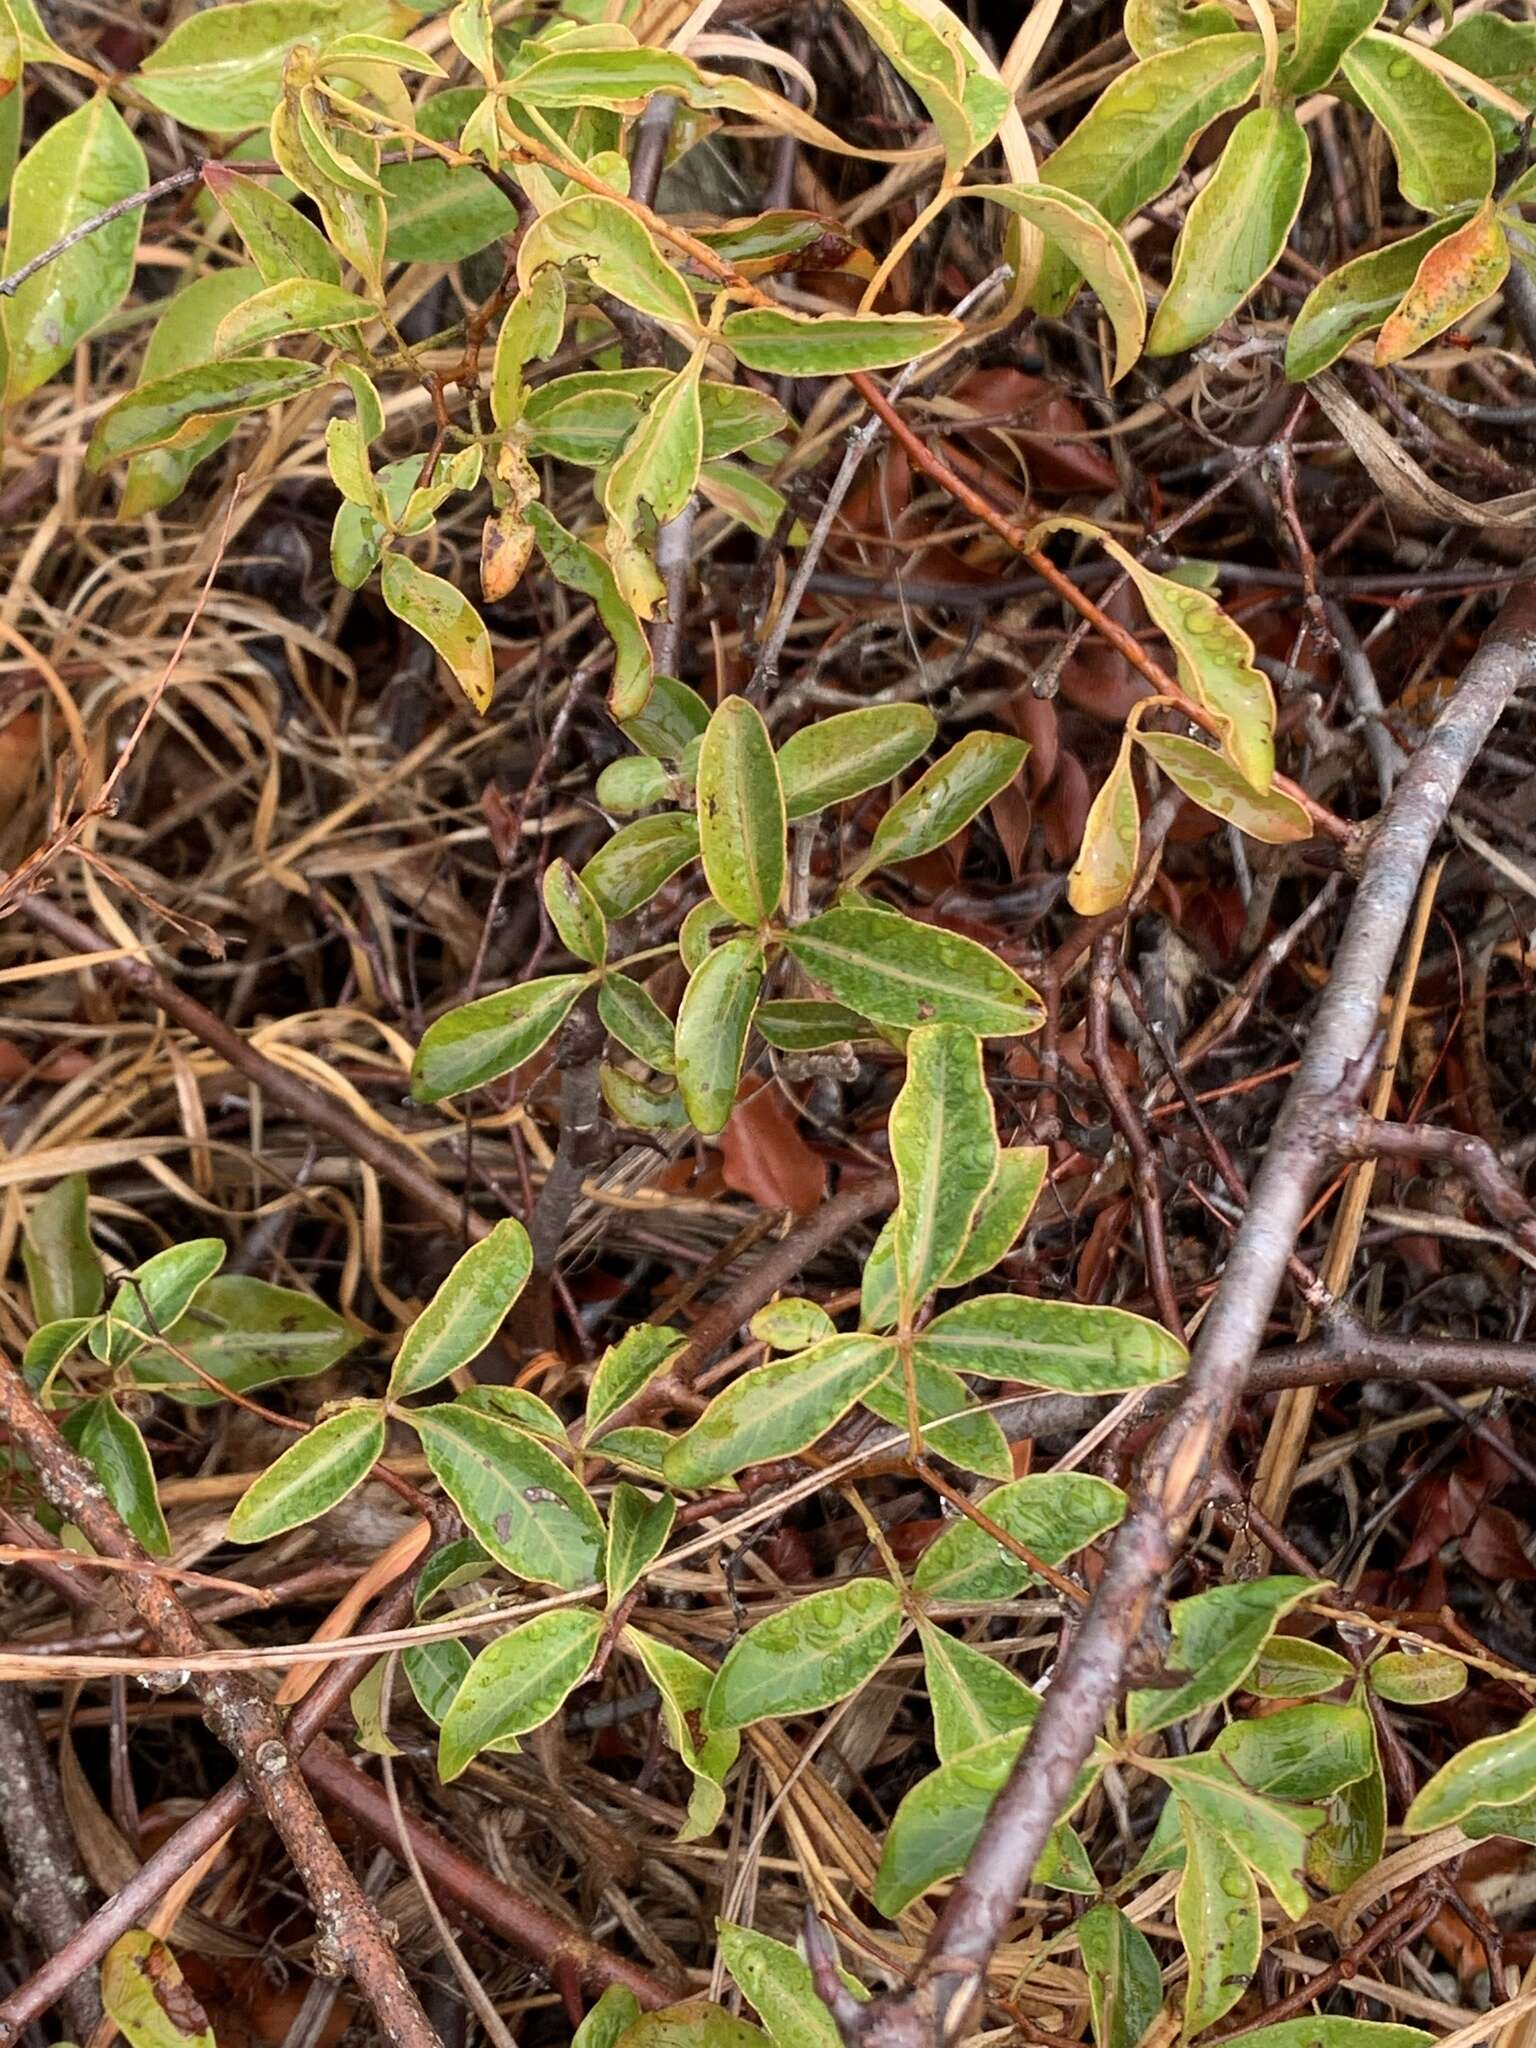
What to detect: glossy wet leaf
<box><xmin>1125</xmin><ymin>0</ymin><xmax>1236</xmax><ymax>57</ymax></box>
<box><xmin>1177</xmin><ymin>1808</ymin><xmax>1260</xmax><ymax>2036</ymax></box>
<box><xmin>457</xmin><ymin>1386</ymin><xmax>566</xmax><ymax>1444</ymax></box>
<box><xmin>617</xmin><ymin>2003</ymin><xmax>767</xmax><ymax>2048</ymax></box>
<box><xmin>520</xmin><ymin>192</ymin><xmax>698</xmax><ymax>330</ymax></box>
<box><xmin>919</xmin><ymin>1620</ymin><xmax>1040</xmax><ymax>1760</ymax></box>
<box><xmin>601</xmin><ymin>1066</ymin><xmax>688</xmax><ymax>1129</ymax></box>
<box><xmin>599</xmin><ymin>974</ymin><xmax>675</xmax><ymax>1071</ymax></box>
<box><xmin>1135</xmin><ymin>732</ymin><xmax>1311</xmax><ymax>841</ymax></box>
<box><xmin>970</xmin><ymin>182</ymin><xmax>1147</xmax><ymax>383</ymax></box>
<box><xmin>388</xmin><ymin>1220</ymin><xmax>533</xmax><ymax>1400</ymax></box>
<box><xmin>1404</xmin><ymin>1708</ymin><xmax>1536</xmax><ymax>1830</ymax></box>
<box><xmin>718</xmin><ymin>1924</ymin><xmax>842</xmax><ymax>2048</ymax></box>
<box><xmin>1368</xmin><ymin>1648</ymin><xmax>1467</xmax><ymax>1705</ymax></box>
<box><xmin>697</xmin><ymin>696</ymin><xmax>785</xmax><ymax>925</ymax></box>
<box><xmin>889</xmin><ymin>1023</ymin><xmax>998</xmax><ymax>1318</ymax></box>
<box><xmin>1282</xmin><ymin>0</ymin><xmax>1385</xmax><ymax>94</ymax></box>
<box><xmin>543</xmin><ymin>859</ymin><xmax>607</xmax><ymax>967</ymax></box>
<box><xmin>89</xmin><ymin>358</ymin><xmax>325</xmax><ymax>471</ymax></box>
<box><xmin>135</xmin><ymin>0</ymin><xmax>405</xmax><ymax>129</ymax></box>
<box><xmin>595</xmin><ymin>754</ymin><xmax>673</xmax><ymax>814</ymax></box>
<box><xmin>227</xmin><ymin>1405</ymin><xmax>384</xmax><ymax>1543</ymax></box>
<box><xmin>1213</xmin><ymin>1701</ymin><xmax>1377</xmax><ymax>1801</ymax></box>
<box><xmin>751</xmin><ymin>1298</ymin><xmax>837</xmax><ymax>1350</ymax></box>
<box><xmin>573</xmin><ymin>1986</ymin><xmax>642</xmax><ymax>2048</ymax></box>
<box><xmin>1128</xmin><ymin>1575</ymin><xmax>1316</xmax><ymax>1733</ymax></box>
<box><xmin>1342</xmin><ymin>33</ymin><xmax>1495</xmax><ymax>216</ymax></box>
<box><xmin>840</xmin><ymin>0</ymin><xmax>1011</xmax><ymax>169</ymax></box>
<box><xmin>1074</xmin><ymin>1903</ymin><xmax>1162</xmax><ymax>2048</ymax></box>
<box><xmin>1375</xmin><ymin>203</ymin><xmax>1508</xmax><ymax>364</ymax></box>
<box><xmin>413</xmin><ymin>1402</ymin><xmax>605</xmax><ymax>1589</ymax></box>
<box><xmin>22</xmin><ymin>1319</ymin><xmax>97</xmax><ymax>1394</ymax></box>
<box><xmin>1309</xmin><ymin>1750</ymin><xmax>1387</xmax><ymax>1892</ymax></box>
<box><xmin>437</xmin><ymin>1608</ymin><xmax>601</xmax><ymax>1780</ymax></box>
<box><xmin>1148</xmin><ymin>108</ymin><xmax>1310</xmax><ymax>355</ymax></box>
<box><xmin>1069</xmin><ymin>735</ymin><xmax>1139</xmax><ymax>915</ymax></box>
<box><xmin>62</xmin><ymin>1398</ymin><xmax>170</xmax><ymax>1557</ymax></box>
<box><xmin>411</xmin><ymin>972</ymin><xmax>591</xmax><ymax>1102</ymax></box>
<box><xmin>23</xmin><ymin>1175</ymin><xmax>103</xmax><ymax>1325</ymax></box>
<box><xmin>213</xmin><ymin>277</ymin><xmax>374</xmax><ymax>354</ymax></box>
<box><xmin>914</xmin><ymin>1292</ymin><xmax>1188</xmax><ymax>1393</ymax></box>
<box><xmin>91</xmin><ymin>1239</ymin><xmax>225</xmax><ymax>1368</ymax></box>
<box><xmin>380</xmin><ymin>553</ymin><xmax>494</xmax><ymax>716</ymax></box>
<box><xmin>117</xmin><ymin>269</ymin><xmax>267</xmax><ymax>517</ymax></box>
<box><xmin>1437</xmin><ymin>15</ymin><xmax>1536</xmax><ymax>148</ymax></box>
<box><xmin>382</xmin><ymin>87</ymin><xmax>518</xmax><ymax>262</ymax></box>
<box><xmin>783</xmin><ymin>905</ymin><xmax>1043</xmax><ymax>1036</ymax></box>
<box><xmin>861</xmin><ymin>1353</ymin><xmax>1012</xmax><ymax>1480</ymax></box>
<box><xmin>664</xmin><ymin>1334</ymin><xmax>896</xmax><ymax>1489</ymax></box>
<box><xmin>604</xmin><ymin>1481</ymin><xmax>676</xmax><ymax>1601</ymax></box>
<box><xmin>621</xmin><ymin>674</ymin><xmax>710</xmax><ymax>761</ymax></box>
<box><xmin>776</xmin><ymin>705</ymin><xmax>936</xmax><ymax>821</ymax></box>
<box><xmin>697</xmin><ymin>464</ymin><xmax>801</xmax><ymax>543</ymax></box>
<box><xmin>1251</xmin><ymin>1635</ymin><xmax>1354</xmax><ymax>1697</ymax></box>
<box><xmin>3</xmin><ymin>96</ymin><xmax>147</xmax><ymax>403</ymax></box>
<box><xmin>944</xmin><ymin>1146</ymin><xmax>1048</xmax><ymax>1288</ymax></box>
<box><xmin>585</xmin><ymin>1324</ymin><xmax>688</xmax><ymax>1437</ymax></box>
<box><xmin>1286</xmin><ymin>220</ymin><xmax>1459</xmax><ymax>379</ymax></box>
<box><xmin>603</xmin><ymin>354</ymin><xmax>706</xmax><ymax>616</ymax></box>
<box><xmin>102</xmin><ymin>1930</ymin><xmax>215</xmax><ymax>2048</ymax></box>
<box><xmin>130</xmin><ymin>1275</ymin><xmax>356</xmax><ymax>1403</ymax></box>
<box><xmin>526</xmin><ymin>503</ymin><xmax>653</xmax><ymax>721</ymax></box>
<box><xmin>674</xmin><ymin>934</ymin><xmax>765</xmax><ymax>1135</ymax></box>
<box><xmin>705</xmin><ymin>1577</ymin><xmax>902</xmax><ymax>1731</ymax></box>
<box><xmin>1032</xmin><ymin>37</ymin><xmax>1265</xmax><ymax>315</ymax></box>
<box><xmin>721</xmin><ymin>307</ymin><xmax>962</xmax><ymax>375</ymax></box>
<box><xmin>1162</xmin><ymin>1754</ymin><xmax>1319</xmax><ymax>1918</ymax></box>
<box><xmin>755</xmin><ymin>1000</ymin><xmax>876</xmax><ymax>1052</ymax></box>
<box><xmin>1232</xmin><ymin>2026</ymin><xmax>1430</xmax><ymax>2048</ymax></box>
<box><xmin>911</xmin><ymin>1472</ymin><xmax>1126</xmax><ymax>1603</ymax></box>
<box><xmin>623</xmin><ymin>1626</ymin><xmax>740</xmax><ymax>1840</ymax></box>
<box><xmin>582</xmin><ymin>813</ymin><xmax>699</xmax><ymax>918</ymax></box>
<box><xmin>852</xmin><ymin>732</ymin><xmax>1026</xmax><ymax>885</ymax></box>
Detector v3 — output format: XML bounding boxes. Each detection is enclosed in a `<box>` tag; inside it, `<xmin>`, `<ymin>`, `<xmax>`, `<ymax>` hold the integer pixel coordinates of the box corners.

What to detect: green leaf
<box><xmin>697</xmin><ymin>696</ymin><xmax>786</xmax><ymax>926</ymax></box>
<box><xmin>861</xmin><ymin>1354</ymin><xmax>1012</xmax><ymax>1480</ymax></box>
<box><xmin>1128</xmin><ymin>1575</ymin><xmax>1316</xmax><ymax>1734</ymax></box>
<box><xmin>697</xmin><ymin>463</ymin><xmax>802</xmax><ymax>542</ymax></box>
<box><xmin>22</xmin><ymin>1319</ymin><xmax>97</xmax><ymax>1395</ymax></box>
<box><xmin>102</xmin><ymin>1930</ymin><xmax>215</xmax><ymax>2048</ymax></box>
<box><xmin>1404</xmin><ymin>1709</ymin><xmax>1536</xmax><ymax>1830</ymax></box>
<box><xmin>1032</xmin><ymin>37</ymin><xmax>1265</xmax><ymax>316</ymax></box>
<box><xmin>1212</xmin><ymin>1701</ymin><xmax>1377</xmax><ymax>1800</ymax></box>
<box><xmin>380</xmin><ymin>553</ymin><xmax>495</xmax><ymax>717</ymax></box>
<box><xmin>1374</xmin><ymin>203</ymin><xmax>1509</xmax><ymax>365</ymax></box>
<box><xmin>416</xmin><ymin>1537</ymin><xmax>495</xmax><ymax>1611</ymax></box>
<box><xmin>130</xmin><ymin>1275</ymin><xmax>356</xmax><ymax>1404</ymax></box>
<box><xmin>1309</xmin><ymin>1751</ymin><xmax>1387</xmax><ymax>1893</ymax></box>
<box><xmin>585</xmin><ymin>1324</ymin><xmax>687</xmax><ymax>1436</ymax></box>
<box><xmin>382</xmin><ymin>86</ymin><xmax>519</xmax><ymax>261</ymax></box>
<box><xmin>623</xmin><ymin>1625</ymin><xmax>740</xmax><ymax>1840</ymax></box>
<box><xmin>1230</xmin><ymin>2026</ymin><xmax>1431</xmax><ymax>2048</ymax></box>
<box><xmin>598</xmin><ymin>974</ymin><xmax>675</xmax><ymax>1072</ymax></box>
<box><xmin>889</xmin><ymin>1023</ymin><xmax>998</xmax><ymax>1318</ymax></box>
<box><xmin>491</xmin><ymin>267</ymin><xmax>569</xmax><ymax>430</ymax></box>
<box><xmin>1176</xmin><ymin>1807</ymin><xmax>1261</xmax><ymax>2036</ymax></box>
<box><xmin>89</xmin><ymin>358</ymin><xmax>326</xmax><ymax>470</ymax></box>
<box><xmin>1281</xmin><ymin>0</ymin><xmax>1384</xmax><ymax>94</ymax></box>
<box><xmin>1125</xmin><ymin>0</ymin><xmax>1238</xmax><ymax>58</ymax></box>
<box><xmin>913</xmin><ymin>1293</ymin><xmax>1188</xmax><ymax>1393</ymax></box>
<box><xmin>755</xmin><ymin>1000</ymin><xmax>876</xmax><ymax>1052</ymax></box>
<box><xmin>92</xmin><ymin>1239</ymin><xmax>226</xmax><ymax>1368</ymax></box>
<box><xmin>227</xmin><ymin>1406</ymin><xmax>385</xmax><ymax>1543</ymax></box>
<box><xmin>776</xmin><ymin>705</ymin><xmax>936</xmax><ymax>821</ymax></box>
<box><xmin>918</xmin><ymin>1619</ymin><xmax>1039</xmax><ymax>1760</ymax></box>
<box><xmin>23</xmin><ymin>1175</ymin><xmax>103</xmax><ymax>1324</ymax></box>
<box><xmin>1148</xmin><ymin>107</ymin><xmax>1310</xmax><ymax>355</ymax></box>
<box><xmin>457</xmin><ymin>1385</ymin><xmax>567</xmax><ymax>1441</ymax></box>
<box><xmin>1070</xmin><ymin>735</ymin><xmax>1139</xmax><ymax>916</ymax></box>
<box><xmin>213</xmin><ymin>277</ymin><xmax>375</xmax><ymax>353</ymax></box>
<box><xmin>943</xmin><ymin>1146</ymin><xmax>1047</xmax><ymax>1288</ymax></box>
<box><xmin>1341</xmin><ymin>33</ymin><xmax>1495</xmax><ymax>216</ymax></box>
<box><xmin>437</xmin><ymin>1607</ymin><xmax>601</xmax><ymax>1779</ymax></box>
<box><xmin>704</xmin><ymin>1577</ymin><xmax>903</xmax><ymax>1731</ymax></box>
<box><xmin>118</xmin><ymin>269</ymin><xmax>267</xmax><ymax>517</ymax></box>
<box><xmin>1135</xmin><ymin>732</ymin><xmax>1311</xmax><ymax>841</ymax></box>
<box><xmin>3</xmin><ymin>97</ymin><xmax>147</xmax><ymax>403</ymax></box>
<box><xmin>331</xmin><ymin>452</ymin><xmax>424</xmax><ymax>588</ymax></box>
<box><xmin>523</xmin><ymin>366</ymin><xmax>662</xmax><ymax>460</ymax></box>
<box><xmin>526</xmin><ymin>503</ymin><xmax>654</xmax><ymax>721</ymax></box>
<box><xmin>970</xmin><ymin>183</ymin><xmax>1147</xmax><ymax>383</ymax></box>
<box><xmin>411</xmin><ymin>972</ymin><xmax>591</xmax><ymax>1102</ymax></box>
<box><xmin>413</xmin><ymin>1402</ymin><xmax>605</xmax><ymax>1588</ymax></box>
<box><xmin>596</xmin><ymin>754</ymin><xmax>673</xmax><ymax>814</ymax></box>
<box><xmin>1369</xmin><ymin>1649</ymin><xmax>1467</xmax><ymax>1705</ymax></box>
<box><xmin>783</xmin><ymin>906</ymin><xmax>1044</xmax><ymax>1036</ymax></box>
<box><xmin>911</xmin><ymin>1472</ymin><xmax>1126</xmax><ymax>1603</ymax></box>
<box><xmin>136</xmin><ymin>0</ymin><xmax>407</xmax><ymax>128</ymax></box>
<box><xmin>851</xmin><ymin>733</ymin><xmax>1026</xmax><ymax>885</ymax></box>
<box><xmin>616</xmin><ymin>2003</ymin><xmax>767</xmax><ymax>2048</ymax></box>
<box><xmin>1251</xmin><ymin>1635</ymin><xmax>1354</xmax><ymax>1698</ymax></box>
<box><xmin>543</xmin><ymin>858</ymin><xmax>608</xmax><ymax>967</ymax></box>
<box><xmin>604</xmin><ymin>1481</ymin><xmax>676</xmax><ymax>1601</ymax></box>
<box><xmin>62</xmin><ymin>1398</ymin><xmax>170</xmax><ymax>1557</ymax></box>
<box><xmin>583</xmin><ymin>815</ymin><xmax>700</xmax><ymax>920</ymax></box>
<box><xmin>721</xmin><ymin>307</ymin><xmax>961</xmax><ymax>375</ymax></box>
<box><xmin>573</xmin><ymin>1986</ymin><xmax>643</xmax><ymax>2048</ymax></box>
<box><xmin>664</xmin><ymin>1334</ymin><xmax>897</xmax><ymax>1489</ymax></box>
<box><xmin>675</xmin><ymin>934</ymin><xmax>765</xmax><ymax>1135</ymax></box>
<box><xmin>520</xmin><ymin>191</ymin><xmax>698</xmax><ymax>329</ymax></box>
<box><xmin>1437</xmin><ymin>16</ymin><xmax>1536</xmax><ymax>148</ymax></box>
<box><xmin>621</xmin><ymin>673</ymin><xmax>710</xmax><ymax>760</ymax></box>
<box><xmin>388</xmin><ymin>1220</ymin><xmax>533</xmax><ymax>1400</ymax></box>
<box><xmin>718</xmin><ymin>1925</ymin><xmax>841</xmax><ymax>2048</ymax></box>
<box><xmin>603</xmin><ymin>352</ymin><xmax>707</xmax><ymax>616</ymax></box>
<box><xmin>1285</xmin><ymin>220</ymin><xmax>1460</xmax><ymax>379</ymax></box>
<box><xmin>1162</xmin><ymin>1753</ymin><xmax>1319</xmax><ymax>1918</ymax></box>
<box><xmin>750</xmin><ymin>1298</ymin><xmax>836</xmax><ymax>1350</ymax></box>
<box><xmin>840</xmin><ymin>0</ymin><xmax>1011</xmax><ymax>169</ymax></box>
<box><xmin>1078</xmin><ymin>1903</ymin><xmax>1164</xmax><ymax>2048</ymax></box>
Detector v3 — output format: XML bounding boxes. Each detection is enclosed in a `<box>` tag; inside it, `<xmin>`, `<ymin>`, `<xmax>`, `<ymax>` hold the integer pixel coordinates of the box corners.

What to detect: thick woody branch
<box><xmin>0</xmin><ymin>1689</ymin><xmax>102</xmax><ymax>2039</ymax></box>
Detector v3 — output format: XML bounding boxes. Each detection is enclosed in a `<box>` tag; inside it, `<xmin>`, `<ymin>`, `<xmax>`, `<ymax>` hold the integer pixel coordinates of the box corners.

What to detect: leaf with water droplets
<box><xmin>412</xmin><ymin>1403</ymin><xmax>605</xmax><ymax>1589</ymax></box>
<box><xmin>704</xmin><ymin>1577</ymin><xmax>903</xmax><ymax>1731</ymax></box>
<box><xmin>438</xmin><ymin>1608</ymin><xmax>601</xmax><ymax>1780</ymax></box>
<box><xmin>697</xmin><ymin>696</ymin><xmax>785</xmax><ymax>926</ymax></box>
<box><xmin>1176</xmin><ymin>1806</ymin><xmax>1260</xmax><ymax>2037</ymax></box>
<box><xmin>227</xmin><ymin>1406</ymin><xmax>384</xmax><ymax>1543</ymax></box>
<box><xmin>889</xmin><ymin>1022</ymin><xmax>998</xmax><ymax>1320</ymax></box>
<box><xmin>1069</xmin><ymin>736</ymin><xmax>1139</xmax><ymax>915</ymax></box>
<box><xmin>1078</xmin><ymin>1903</ymin><xmax>1165</xmax><ymax>2048</ymax></box>
<box><xmin>1342</xmin><ymin>33</ymin><xmax>1495</xmax><ymax>216</ymax></box>
<box><xmin>919</xmin><ymin>1620</ymin><xmax>1039</xmax><ymax>1760</ymax></box>
<box><xmin>851</xmin><ymin>732</ymin><xmax>1027</xmax><ymax>885</ymax></box>
<box><xmin>664</xmin><ymin>1335</ymin><xmax>897</xmax><ymax>1489</ymax></box>
<box><xmin>914</xmin><ymin>1292</ymin><xmax>1188</xmax><ymax>1393</ymax></box>
<box><xmin>1374</xmin><ymin>203</ymin><xmax>1508</xmax><ymax>365</ymax></box>
<box><xmin>1128</xmin><ymin>1575</ymin><xmax>1316</xmax><ymax>1733</ymax></box>
<box><xmin>911</xmin><ymin>1472</ymin><xmax>1126</xmax><ymax>1603</ymax></box>
<box><xmin>388</xmin><ymin>1219</ymin><xmax>533</xmax><ymax>1400</ymax></box>
<box><xmin>783</xmin><ymin>906</ymin><xmax>1043</xmax><ymax>1036</ymax></box>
